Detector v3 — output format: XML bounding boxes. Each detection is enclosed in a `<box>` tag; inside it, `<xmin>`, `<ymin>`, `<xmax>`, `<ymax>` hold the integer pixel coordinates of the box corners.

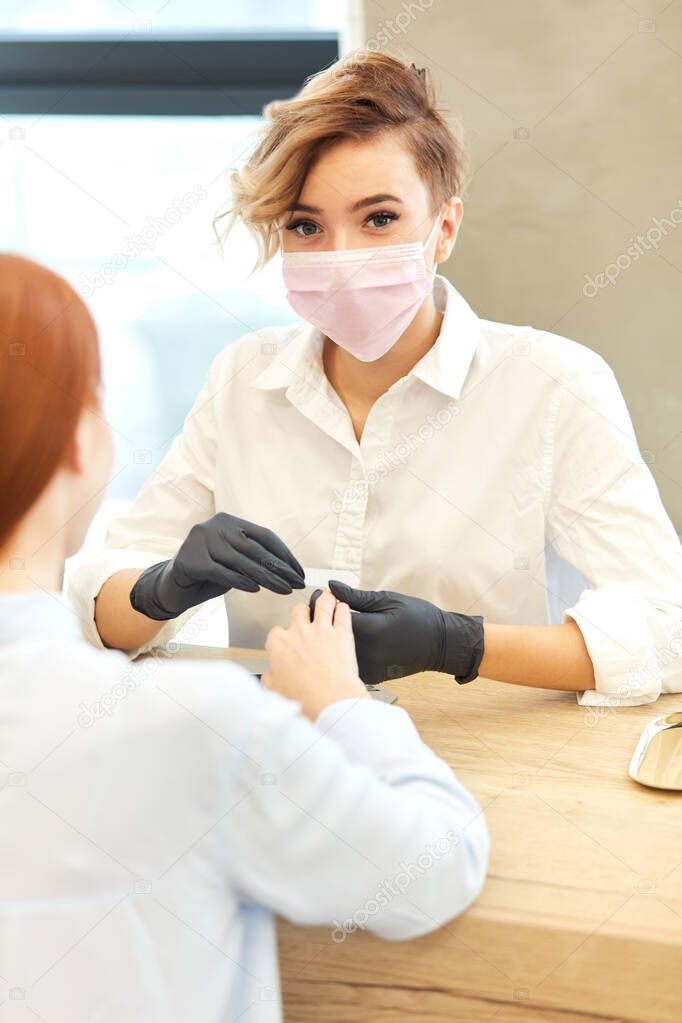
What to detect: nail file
<box><xmin>303</xmin><ymin>567</ymin><xmax>359</xmax><ymax>589</ymax></box>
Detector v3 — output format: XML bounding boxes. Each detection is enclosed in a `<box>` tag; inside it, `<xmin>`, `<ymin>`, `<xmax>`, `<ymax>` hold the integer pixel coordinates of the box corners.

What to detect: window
<box><xmin>1</xmin><ymin>3</ymin><xmax>341</xmax><ymax>498</ymax></box>
<box><xmin>0</xmin><ymin>1</ymin><xmax>342</xmax><ymax>34</ymax></box>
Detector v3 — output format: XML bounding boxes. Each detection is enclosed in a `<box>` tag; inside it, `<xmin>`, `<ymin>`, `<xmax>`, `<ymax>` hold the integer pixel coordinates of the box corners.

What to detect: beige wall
<box><xmin>347</xmin><ymin>0</ymin><xmax>682</xmax><ymax>531</ymax></box>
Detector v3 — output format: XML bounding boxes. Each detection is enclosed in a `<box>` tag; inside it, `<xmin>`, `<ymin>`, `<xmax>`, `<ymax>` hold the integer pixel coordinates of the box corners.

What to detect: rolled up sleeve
<box><xmin>546</xmin><ymin>353</ymin><xmax>682</xmax><ymax>706</ymax></box>
<box><xmin>67</xmin><ymin>351</ymin><xmax>222</xmax><ymax>656</ymax></box>
<box><xmin>67</xmin><ymin>546</ymin><xmax>197</xmax><ymax>655</ymax></box>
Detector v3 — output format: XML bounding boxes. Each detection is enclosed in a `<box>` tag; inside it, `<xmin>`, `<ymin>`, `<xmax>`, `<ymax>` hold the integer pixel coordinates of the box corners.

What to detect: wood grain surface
<box><xmin>167</xmin><ymin>644</ymin><xmax>682</xmax><ymax>1022</ymax></box>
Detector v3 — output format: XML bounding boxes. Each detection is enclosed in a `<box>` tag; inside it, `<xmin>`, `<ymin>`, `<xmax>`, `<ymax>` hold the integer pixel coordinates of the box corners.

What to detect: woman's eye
<box><xmin>367</xmin><ymin>211</ymin><xmax>398</xmax><ymax>229</ymax></box>
<box><xmin>286</xmin><ymin>220</ymin><xmax>318</xmax><ymax>237</ymax></box>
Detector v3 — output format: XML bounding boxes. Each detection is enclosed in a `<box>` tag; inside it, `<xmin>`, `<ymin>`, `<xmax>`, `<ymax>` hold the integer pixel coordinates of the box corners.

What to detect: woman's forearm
<box><xmin>94</xmin><ymin>568</ymin><xmax>165</xmax><ymax>651</ymax></box>
<box><xmin>478</xmin><ymin>620</ymin><xmax>595</xmax><ymax>691</ymax></box>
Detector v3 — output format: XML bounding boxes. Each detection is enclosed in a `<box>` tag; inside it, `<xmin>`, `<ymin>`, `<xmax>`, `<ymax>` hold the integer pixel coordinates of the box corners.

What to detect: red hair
<box><xmin>0</xmin><ymin>254</ymin><xmax>101</xmax><ymax>546</ymax></box>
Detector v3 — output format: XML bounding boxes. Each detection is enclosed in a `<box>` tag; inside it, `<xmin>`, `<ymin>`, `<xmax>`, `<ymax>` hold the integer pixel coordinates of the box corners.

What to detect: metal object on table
<box><xmin>366</xmin><ymin>685</ymin><xmax>398</xmax><ymax>704</ymax></box>
<box><xmin>629</xmin><ymin>711</ymin><xmax>682</xmax><ymax>790</ymax></box>
<box><xmin>229</xmin><ymin>655</ymin><xmax>398</xmax><ymax>703</ymax></box>
<box><xmin>230</xmin><ymin>654</ymin><xmax>269</xmax><ymax>679</ymax></box>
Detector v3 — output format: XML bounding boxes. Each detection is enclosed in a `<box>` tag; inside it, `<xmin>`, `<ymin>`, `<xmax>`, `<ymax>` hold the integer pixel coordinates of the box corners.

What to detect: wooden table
<box><xmin>168</xmin><ymin>646</ymin><xmax>682</xmax><ymax>1022</ymax></box>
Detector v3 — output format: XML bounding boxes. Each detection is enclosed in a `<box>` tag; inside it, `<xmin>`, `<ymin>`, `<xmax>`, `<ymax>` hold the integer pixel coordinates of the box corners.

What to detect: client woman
<box><xmin>0</xmin><ymin>254</ymin><xmax>487</xmax><ymax>1022</ymax></box>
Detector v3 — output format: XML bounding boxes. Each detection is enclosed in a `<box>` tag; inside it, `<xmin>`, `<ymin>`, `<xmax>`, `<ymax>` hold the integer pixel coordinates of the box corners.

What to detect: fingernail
<box><xmin>285</xmin><ymin>566</ymin><xmax>305</xmax><ymax>581</ymax></box>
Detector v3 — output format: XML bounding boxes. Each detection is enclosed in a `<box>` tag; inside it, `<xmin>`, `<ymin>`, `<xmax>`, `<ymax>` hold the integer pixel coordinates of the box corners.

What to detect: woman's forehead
<box><xmin>300</xmin><ymin>137</ymin><xmax>427</xmax><ymax>210</ymax></box>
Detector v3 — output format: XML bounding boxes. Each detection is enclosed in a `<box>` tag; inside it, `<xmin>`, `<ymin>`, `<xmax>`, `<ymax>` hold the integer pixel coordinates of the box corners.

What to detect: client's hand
<box><xmin>263</xmin><ymin>588</ymin><xmax>369</xmax><ymax>721</ymax></box>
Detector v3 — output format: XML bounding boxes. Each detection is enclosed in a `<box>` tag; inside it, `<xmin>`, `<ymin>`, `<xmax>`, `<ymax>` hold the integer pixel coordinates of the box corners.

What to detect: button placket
<box><xmin>361</xmin><ymin>386</ymin><xmax>400</xmax><ymax>488</ymax></box>
<box><xmin>331</xmin><ymin>386</ymin><xmax>401</xmax><ymax>579</ymax></box>
<box><xmin>331</xmin><ymin>454</ymin><xmax>367</xmax><ymax>577</ymax></box>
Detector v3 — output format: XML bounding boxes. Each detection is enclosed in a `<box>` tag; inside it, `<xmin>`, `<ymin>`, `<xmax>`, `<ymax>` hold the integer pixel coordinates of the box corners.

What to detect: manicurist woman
<box><xmin>70</xmin><ymin>50</ymin><xmax>682</xmax><ymax>707</ymax></box>
<box><xmin>0</xmin><ymin>253</ymin><xmax>488</xmax><ymax>1021</ymax></box>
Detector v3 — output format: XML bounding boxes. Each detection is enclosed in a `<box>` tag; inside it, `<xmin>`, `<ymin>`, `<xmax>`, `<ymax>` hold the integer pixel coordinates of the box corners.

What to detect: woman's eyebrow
<box><xmin>351</xmin><ymin>193</ymin><xmax>404</xmax><ymax>211</ymax></box>
<box><xmin>288</xmin><ymin>202</ymin><xmax>322</xmax><ymax>214</ymax></box>
<box><xmin>288</xmin><ymin>194</ymin><xmax>404</xmax><ymax>214</ymax></box>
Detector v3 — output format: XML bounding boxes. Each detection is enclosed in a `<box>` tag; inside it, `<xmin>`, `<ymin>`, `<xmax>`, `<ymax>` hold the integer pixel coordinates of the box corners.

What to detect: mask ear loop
<box><xmin>423</xmin><ymin>212</ymin><xmax>443</xmax><ymax>271</ymax></box>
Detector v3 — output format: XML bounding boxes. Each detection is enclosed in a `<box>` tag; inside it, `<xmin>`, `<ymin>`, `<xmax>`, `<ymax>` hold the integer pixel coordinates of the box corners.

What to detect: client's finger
<box><xmin>290</xmin><ymin>601</ymin><xmax>311</xmax><ymax>627</ymax></box>
<box><xmin>312</xmin><ymin>587</ymin><xmax>336</xmax><ymax>628</ymax></box>
<box><xmin>333</xmin><ymin>600</ymin><xmax>354</xmax><ymax>633</ymax></box>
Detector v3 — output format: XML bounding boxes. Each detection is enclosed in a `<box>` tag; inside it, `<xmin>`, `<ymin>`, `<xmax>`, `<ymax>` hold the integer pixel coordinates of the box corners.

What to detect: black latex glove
<box><xmin>130</xmin><ymin>512</ymin><xmax>305</xmax><ymax>621</ymax></box>
<box><xmin>313</xmin><ymin>582</ymin><xmax>484</xmax><ymax>686</ymax></box>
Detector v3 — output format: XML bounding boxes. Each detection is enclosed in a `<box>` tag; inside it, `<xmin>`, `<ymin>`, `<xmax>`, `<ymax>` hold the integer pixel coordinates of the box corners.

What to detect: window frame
<box><xmin>0</xmin><ymin>32</ymin><xmax>339</xmax><ymax>116</ymax></box>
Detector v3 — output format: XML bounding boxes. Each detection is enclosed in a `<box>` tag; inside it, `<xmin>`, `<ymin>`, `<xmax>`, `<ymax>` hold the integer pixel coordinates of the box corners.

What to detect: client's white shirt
<box><xmin>0</xmin><ymin>592</ymin><xmax>487</xmax><ymax>1023</ymax></box>
<box><xmin>68</xmin><ymin>275</ymin><xmax>682</xmax><ymax>705</ymax></box>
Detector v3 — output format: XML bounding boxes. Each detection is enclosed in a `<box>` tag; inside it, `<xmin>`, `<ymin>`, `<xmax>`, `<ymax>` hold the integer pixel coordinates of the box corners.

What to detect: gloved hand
<box><xmin>316</xmin><ymin>582</ymin><xmax>484</xmax><ymax>686</ymax></box>
<box><xmin>130</xmin><ymin>512</ymin><xmax>305</xmax><ymax>621</ymax></box>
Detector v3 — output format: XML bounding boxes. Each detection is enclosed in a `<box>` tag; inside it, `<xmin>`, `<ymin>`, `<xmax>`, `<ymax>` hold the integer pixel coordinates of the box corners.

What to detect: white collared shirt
<box><xmin>0</xmin><ymin>591</ymin><xmax>487</xmax><ymax>1022</ymax></box>
<box><xmin>69</xmin><ymin>275</ymin><xmax>682</xmax><ymax>705</ymax></box>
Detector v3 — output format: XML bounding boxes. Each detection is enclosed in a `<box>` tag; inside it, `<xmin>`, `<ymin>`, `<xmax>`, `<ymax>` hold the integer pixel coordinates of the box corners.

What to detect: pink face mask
<box><xmin>281</xmin><ymin>214</ymin><xmax>442</xmax><ymax>362</ymax></box>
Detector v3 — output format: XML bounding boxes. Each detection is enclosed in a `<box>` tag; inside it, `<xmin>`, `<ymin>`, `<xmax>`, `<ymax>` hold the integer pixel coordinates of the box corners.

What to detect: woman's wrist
<box><xmin>309</xmin><ymin>678</ymin><xmax>370</xmax><ymax>721</ymax></box>
<box><xmin>477</xmin><ymin>621</ymin><xmax>595</xmax><ymax>690</ymax></box>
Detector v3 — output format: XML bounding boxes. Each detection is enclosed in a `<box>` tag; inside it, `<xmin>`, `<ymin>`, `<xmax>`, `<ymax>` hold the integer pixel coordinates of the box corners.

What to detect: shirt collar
<box><xmin>0</xmin><ymin>590</ymin><xmax>84</xmax><ymax>647</ymax></box>
<box><xmin>249</xmin><ymin>275</ymin><xmax>481</xmax><ymax>400</ymax></box>
<box><xmin>249</xmin><ymin>320</ymin><xmax>321</xmax><ymax>393</ymax></box>
<box><xmin>410</xmin><ymin>275</ymin><xmax>481</xmax><ymax>400</ymax></box>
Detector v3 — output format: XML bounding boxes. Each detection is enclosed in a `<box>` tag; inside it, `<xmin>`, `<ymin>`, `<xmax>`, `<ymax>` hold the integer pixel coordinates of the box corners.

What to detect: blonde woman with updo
<box><xmin>70</xmin><ymin>50</ymin><xmax>682</xmax><ymax>707</ymax></box>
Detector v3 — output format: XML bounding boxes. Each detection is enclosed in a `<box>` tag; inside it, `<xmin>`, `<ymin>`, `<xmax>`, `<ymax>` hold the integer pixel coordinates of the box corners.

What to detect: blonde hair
<box><xmin>217</xmin><ymin>49</ymin><xmax>470</xmax><ymax>272</ymax></box>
